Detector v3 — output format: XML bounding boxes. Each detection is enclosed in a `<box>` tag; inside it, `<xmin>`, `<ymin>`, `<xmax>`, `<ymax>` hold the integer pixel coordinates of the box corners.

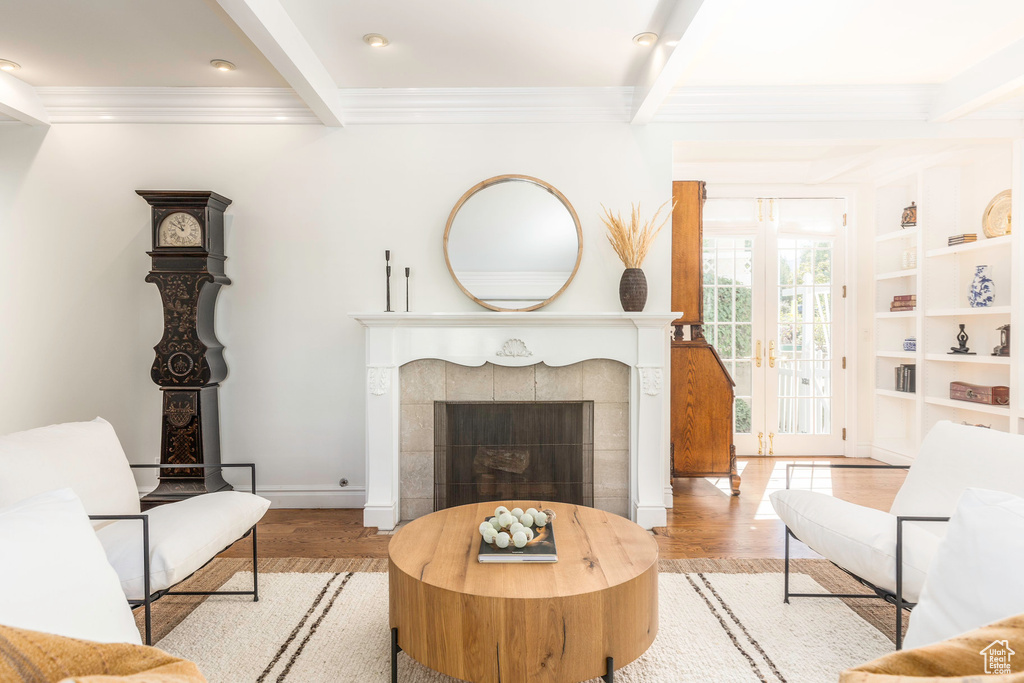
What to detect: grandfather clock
<box><xmin>138</xmin><ymin>190</ymin><xmax>233</xmax><ymax>507</ymax></box>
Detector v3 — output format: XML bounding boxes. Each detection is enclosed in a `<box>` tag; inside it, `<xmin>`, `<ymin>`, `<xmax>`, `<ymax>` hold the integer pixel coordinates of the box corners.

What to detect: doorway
<box><xmin>702</xmin><ymin>197</ymin><xmax>847</xmax><ymax>456</ymax></box>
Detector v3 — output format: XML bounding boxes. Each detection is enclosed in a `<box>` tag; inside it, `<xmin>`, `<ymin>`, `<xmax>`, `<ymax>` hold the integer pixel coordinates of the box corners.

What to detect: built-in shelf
<box><xmin>924</xmin><ymin>396</ymin><xmax>1011</xmax><ymax>416</ymax></box>
<box><xmin>877</xmin><ymin>350</ymin><xmax>916</xmax><ymax>359</ymax></box>
<box><xmin>876</xmin><ymin>227</ymin><xmax>918</xmax><ymax>243</ymax></box>
<box><xmin>876</xmin><ymin>269</ymin><xmax>918</xmax><ymax>281</ymax></box>
<box><xmin>923</xmin><ymin>353</ymin><xmax>1012</xmax><ymax>365</ymax></box>
<box><xmin>876</xmin><ymin>311</ymin><xmax>917</xmax><ymax>319</ymax></box>
<box><xmin>925</xmin><ymin>306</ymin><xmax>1012</xmax><ymax>317</ymax></box>
<box><xmin>925</xmin><ymin>235</ymin><xmax>1012</xmax><ymax>258</ymax></box>
<box><xmin>876</xmin><ymin>389</ymin><xmax>916</xmax><ymax>400</ymax></box>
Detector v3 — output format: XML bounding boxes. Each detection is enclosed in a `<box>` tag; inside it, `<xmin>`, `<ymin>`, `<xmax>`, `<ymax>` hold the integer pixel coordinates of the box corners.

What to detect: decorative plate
<box><xmin>982</xmin><ymin>190</ymin><xmax>1011</xmax><ymax>238</ymax></box>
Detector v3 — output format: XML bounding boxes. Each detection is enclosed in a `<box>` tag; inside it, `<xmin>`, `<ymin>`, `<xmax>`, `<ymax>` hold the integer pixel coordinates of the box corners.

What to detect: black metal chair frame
<box><xmin>89</xmin><ymin>463</ymin><xmax>260</xmax><ymax>645</ymax></box>
<box><xmin>781</xmin><ymin>462</ymin><xmax>948</xmax><ymax>650</ymax></box>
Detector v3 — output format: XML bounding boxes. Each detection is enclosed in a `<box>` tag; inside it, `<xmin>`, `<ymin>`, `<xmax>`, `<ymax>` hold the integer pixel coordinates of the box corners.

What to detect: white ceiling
<box><xmin>679</xmin><ymin>0</ymin><xmax>1024</xmax><ymax>87</ymax></box>
<box><xmin>0</xmin><ymin>0</ymin><xmax>284</xmax><ymax>86</ymax></box>
<box><xmin>279</xmin><ymin>0</ymin><xmax>663</xmax><ymax>88</ymax></box>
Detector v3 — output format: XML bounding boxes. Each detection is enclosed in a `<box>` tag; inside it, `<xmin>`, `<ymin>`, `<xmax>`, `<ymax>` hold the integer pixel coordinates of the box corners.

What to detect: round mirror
<box><xmin>444</xmin><ymin>175</ymin><xmax>583</xmax><ymax>312</ymax></box>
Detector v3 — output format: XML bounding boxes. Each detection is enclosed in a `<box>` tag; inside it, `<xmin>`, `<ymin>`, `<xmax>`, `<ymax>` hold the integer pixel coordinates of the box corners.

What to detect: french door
<box><xmin>702</xmin><ymin>197</ymin><xmax>847</xmax><ymax>456</ymax></box>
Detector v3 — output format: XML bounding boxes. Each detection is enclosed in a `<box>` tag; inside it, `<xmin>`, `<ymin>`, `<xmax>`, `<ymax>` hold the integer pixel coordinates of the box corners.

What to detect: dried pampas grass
<box><xmin>601</xmin><ymin>200</ymin><xmax>673</xmax><ymax>269</ymax></box>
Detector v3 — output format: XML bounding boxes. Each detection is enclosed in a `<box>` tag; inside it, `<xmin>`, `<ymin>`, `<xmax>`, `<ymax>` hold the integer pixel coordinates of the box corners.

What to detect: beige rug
<box><xmin>140</xmin><ymin>559</ymin><xmax>899</xmax><ymax>683</ymax></box>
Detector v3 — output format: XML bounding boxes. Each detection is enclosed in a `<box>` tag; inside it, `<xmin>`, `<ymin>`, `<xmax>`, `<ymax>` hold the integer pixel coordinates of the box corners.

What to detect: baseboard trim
<box><xmin>869</xmin><ymin>447</ymin><xmax>915</xmax><ymax>465</ymax></box>
<box><xmin>136</xmin><ymin>484</ymin><xmax>367</xmax><ymax>509</ymax></box>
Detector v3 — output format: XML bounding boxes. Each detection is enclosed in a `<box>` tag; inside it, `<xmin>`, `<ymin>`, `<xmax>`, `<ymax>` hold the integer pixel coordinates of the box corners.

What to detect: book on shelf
<box><xmin>892</xmin><ymin>295</ymin><xmax>916</xmax><ymax>301</ymax></box>
<box><xmin>895</xmin><ymin>364</ymin><xmax>916</xmax><ymax>393</ymax></box>
<box><xmin>947</xmin><ymin>234</ymin><xmax>978</xmax><ymax>245</ymax></box>
<box><xmin>478</xmin><ymin>521</ymin><xmax>558</xmax><ymax>563</ymax></box>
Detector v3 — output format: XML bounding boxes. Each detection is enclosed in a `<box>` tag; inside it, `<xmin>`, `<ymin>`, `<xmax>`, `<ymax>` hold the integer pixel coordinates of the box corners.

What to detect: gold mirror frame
<box><xmin>443</xmin><ymin>174</ymin><xmax>584</xmax><ymax>312</ymax></box>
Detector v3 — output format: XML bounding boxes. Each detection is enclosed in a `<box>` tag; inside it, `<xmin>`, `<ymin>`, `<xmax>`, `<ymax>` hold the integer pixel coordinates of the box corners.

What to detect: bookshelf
<box><xmin>871</xmin><ymin>143</ymin><xmax>1022</xmax><ymax>461</ymax></box>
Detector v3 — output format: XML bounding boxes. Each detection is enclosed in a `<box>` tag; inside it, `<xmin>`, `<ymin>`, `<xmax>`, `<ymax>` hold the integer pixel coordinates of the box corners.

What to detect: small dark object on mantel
<box><xmin>385</xmin><ymin>250</ymin><xmax>393</xmax><ymax>312</ymax></box>
<box><xmin>405</xmin><ymin>267</ymin><xmax>411</xmax><ymax>312</ymax></box>
<box><xmin>619</xmin><ymin>268</ymin><xmax>648</xmax><ymax>312</ymax></box>
<box><xmin>993</xmin><ymin>323</ymin><xmax>1010</xmax><ymax>357</ymax></box>
<box><xmin>949</xmin><ymin>323</ymin><xmax>976</xmax><ymax>355</ymax></box>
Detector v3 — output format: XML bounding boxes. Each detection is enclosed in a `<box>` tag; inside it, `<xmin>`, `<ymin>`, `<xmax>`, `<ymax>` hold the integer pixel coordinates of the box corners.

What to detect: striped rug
<box><xmin>144</xmin><ymin>559</ymin><xmax>897</xmax><ymax>683</ymax></box>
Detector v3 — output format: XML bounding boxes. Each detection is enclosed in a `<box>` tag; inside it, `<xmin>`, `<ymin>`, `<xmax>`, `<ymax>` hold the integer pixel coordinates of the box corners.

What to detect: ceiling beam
<box><xmin>930</xmin><ymin>37</ymin><xmax>1024</xmax><ymax>122</ymax></box>
<box><xmin>0</xmin><ymin>72</ymin><xmax>49</xmax><ymax>126</ymax></box>
<box><xmin>630</xmin><ymin>0</ymin><xmax>733</xmax><ymax>125</ymax></box>
<box><xmin>214</xmin><ymin>0</ymin><xmax>344</xmax><ymax>127</ymax></box>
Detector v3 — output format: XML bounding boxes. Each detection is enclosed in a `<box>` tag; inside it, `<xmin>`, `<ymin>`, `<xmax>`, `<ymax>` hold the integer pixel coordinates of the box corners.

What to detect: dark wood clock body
<box><xmin>137</xmin><ymin>190</ymin><xmax>233</xmax><ymax>508</ymax></box>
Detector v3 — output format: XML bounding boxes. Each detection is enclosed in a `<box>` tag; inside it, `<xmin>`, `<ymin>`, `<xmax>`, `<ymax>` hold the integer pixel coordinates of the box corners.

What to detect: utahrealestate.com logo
<box><xmin>981</xmin><ymin>640</ymin><xmax>1015</xmax><ymax>675</ymax></box>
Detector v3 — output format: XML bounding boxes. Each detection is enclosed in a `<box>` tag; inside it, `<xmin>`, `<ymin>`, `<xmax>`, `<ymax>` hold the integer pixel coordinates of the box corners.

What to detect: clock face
<box><xmin>158</xmin><ymin>212</ymin><xmax>203</xmax><ymax>248</ymax></box>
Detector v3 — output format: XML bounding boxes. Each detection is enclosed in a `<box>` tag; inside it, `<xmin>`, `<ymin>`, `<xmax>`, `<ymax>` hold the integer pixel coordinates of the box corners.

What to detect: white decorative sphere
<box><xmin>511</xmin><ymin>507</ymin><xmax>524</xmax><ymax>519</ymax></box>
<box><xmin>489</xmin><ymin>517</ymin><xmax>502</xmax><ymax>530</ymax></box>
<box><xmin>509</xmin><ymin>522</ymin><xmax>525</xmax><ymax>535</ymax></box>
<box><xmin>479</xmin><ymin>522</ymin><xmax>493</xmax><ymax>536</ymax></box>
<box><xmin>495</xmin><ymin>506</ymin><xmax>509</xmax><ymax>518</ymax></box>
<box><xmin>512</xmin><ymin>531</ymin><xmax>528</xmax><ymax>548</ymax></box>
<box><xmin>498</xmin><ymin>512</ymin><xmax>515</xmax><ymax>528</ymax></box>
<box><xmin>534</xmin><ymin>511</ymin><xmax>547</xmax><ymax>527</ymax></box>
<box><xmin>525</xmin><ymin>507</ymin><xmax>539</xmax><ymax>518</ymax></box>
<box><xmin>523</xmin><ymin>527</ymin><xmax>534</xmax><ymax>541</ymax></box>
<box><xmin>519</xmin><ymin>513</ymin><xmax>534</xmax><ymax>527</ymax></box>
<box><xmin>482</xmin><ymin>527</ymin><xmax>497</xmax><ymax>543</ymax></box>
<box><xmin>495</xmin><ymin>532</ymin><xmax>510</xmax><ymax>548</ymax></box>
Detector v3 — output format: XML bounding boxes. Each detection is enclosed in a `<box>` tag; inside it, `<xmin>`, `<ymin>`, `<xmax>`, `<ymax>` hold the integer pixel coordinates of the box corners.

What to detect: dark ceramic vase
<box><xmin>619</xmin><ymin>268</ymin><xmax>648</xmax><ymax>312</ymax></box>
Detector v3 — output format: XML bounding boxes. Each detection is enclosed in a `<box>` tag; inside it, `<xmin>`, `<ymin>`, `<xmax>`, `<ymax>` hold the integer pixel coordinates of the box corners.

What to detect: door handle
<box><xmin>768</xmin><ymin>340</ymin><xmax>776</xmax><ymax>368</ymax></box>
<box><xmin>768</xmin><ymin>432</ymin><xmax>775</xmax><ymax>456</ymax></box>
<box><xmin>757</xmin><ymin>432</ymin><xmax>764</xmax><ymax>455</ymax></box>
<box><xmin>755</xmin><ymin>340</ymin><xmax>762</xmax><ymax>367</ymax></box>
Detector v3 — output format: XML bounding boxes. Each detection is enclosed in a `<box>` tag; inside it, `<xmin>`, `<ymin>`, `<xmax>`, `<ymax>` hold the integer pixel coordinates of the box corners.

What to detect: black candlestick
<box><xmin>405</xmin><ymin>267</ymin><xmax>411</xmax><ymax>312</ymax></box>
<box><xmin>385</xmin><ymin>250</ymin><xmax>392</xmax><ymax>312</ymax></box>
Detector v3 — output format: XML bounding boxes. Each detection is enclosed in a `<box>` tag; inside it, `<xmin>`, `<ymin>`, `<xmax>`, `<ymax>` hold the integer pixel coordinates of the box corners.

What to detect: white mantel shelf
<box><xmin>350</xmin><ymin>311</ymin><xmax>680</xmax><ymax>531</ymax></box>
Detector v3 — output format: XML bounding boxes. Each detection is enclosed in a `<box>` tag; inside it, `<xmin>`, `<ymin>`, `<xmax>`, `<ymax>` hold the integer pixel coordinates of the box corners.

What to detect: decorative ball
<box><xmin>512</xmin><ymin>531</ymin><xmax>528</xmax><ymax>548</ymax></box>
<box><xmin>511</xmin><ymin>507</ymin><xmax>524</xmax><ymax>520</ymax></box>
<box><xmin>523</xmin><ymin>527</ymin><xmax>534</xmax><ymax>541</ymax></box>
<box><xmin>482</xmin><ymin>527</ymin><xmax>497</xmax><ymax>543</ymax></box>
<box><xmin>479</xmin><ymin>522</ymin><xmax>493</xmax><ymax>536</ymax></box>
<box><xmin>498</xmin><ymin>512</ymin><xmax>515</xmax><ymax>528</ymax></box>
<box><xmin>519</xmin><ymin>512</ymin><xmax>534</xmax><ymax>527</ymax></box>
<box><xmin>495</xmin><ymin>506</ymin><xmax>509</xmax><ymax>518</ymax></box>
<box><xmin>525</xmin><ymin>507</ymin><xmax>539</xmax><ymax>518</ymax></box>
<box><xmin>534</xmin><ymin>511</ymin><xmax>547</xmax><ymax>527</ymax></box>
<box><xmin>542</xmin><ymin>509</ymin><xmax>557</xmax><ymax>523</ymax></box>
<box><xmin>495</xmin><ymin>532</ymin><xmax>510</xmax><ymax>548</ymax></box>
<box><xmin>509</xmin><ymin>522</ymin><xmax>525</xmax><ymax>535</ymax></box>
<box><xmin>489</xmin><ymin>517</ymin><xmax>502</xmax><ymax>531</ymax></box>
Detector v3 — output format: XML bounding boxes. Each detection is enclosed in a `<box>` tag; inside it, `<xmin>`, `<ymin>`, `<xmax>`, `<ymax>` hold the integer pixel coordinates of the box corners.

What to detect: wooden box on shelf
<box><xmin>949</xmin><ymin>381</ymin><xmax>1009</xmax><ymax>406</ymax></box>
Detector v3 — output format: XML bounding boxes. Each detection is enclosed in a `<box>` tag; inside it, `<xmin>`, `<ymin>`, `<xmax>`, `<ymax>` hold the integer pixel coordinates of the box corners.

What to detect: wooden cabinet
<box><xmin>670</xmin><ymin>181</ymin><xmax>740</xmax><ymax>495</ymax></box>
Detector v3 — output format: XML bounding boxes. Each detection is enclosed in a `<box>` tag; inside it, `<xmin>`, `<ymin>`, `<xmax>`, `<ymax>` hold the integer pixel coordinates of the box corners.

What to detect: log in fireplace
<box><xmin>433</xmin><ymin>401</ymin><xmax>594</xmax><ymax>511</ymax></box>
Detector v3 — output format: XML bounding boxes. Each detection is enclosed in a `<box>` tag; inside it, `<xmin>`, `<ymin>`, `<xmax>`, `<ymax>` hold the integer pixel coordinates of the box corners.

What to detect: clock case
<box><xmin>137</xmin><ymin>190</ymin><xmax>233</xmax><ymax>508</ymax></box>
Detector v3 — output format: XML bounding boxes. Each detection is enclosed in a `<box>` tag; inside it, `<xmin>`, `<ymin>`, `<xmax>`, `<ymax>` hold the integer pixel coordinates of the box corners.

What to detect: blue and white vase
<box><xmin>969</xmin><ymin>265</ymin><xmax>995</xmax><ymax>308</ymax></box>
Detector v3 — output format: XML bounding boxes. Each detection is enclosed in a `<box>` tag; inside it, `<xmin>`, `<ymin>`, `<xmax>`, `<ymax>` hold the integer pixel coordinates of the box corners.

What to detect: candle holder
<box><xmin>385</xmin><ymin>250</ymin><xmax>392</xmax><ymax>313</ymax></box>
<box><xmin>405</xmin><ymin>267</ymin><xmax>411</xmax><ymax>312</ymax></box>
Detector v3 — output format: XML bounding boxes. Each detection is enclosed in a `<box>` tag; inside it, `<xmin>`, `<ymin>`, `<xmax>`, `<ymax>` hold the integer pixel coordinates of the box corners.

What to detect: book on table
<box><xmin>478</xmin><ymin>521</ymin><xmax>558</xmax><ymax>563</ymax></box>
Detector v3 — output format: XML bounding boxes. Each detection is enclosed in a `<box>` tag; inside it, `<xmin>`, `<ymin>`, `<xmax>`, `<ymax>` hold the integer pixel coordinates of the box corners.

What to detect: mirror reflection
<box><xmin>444</xmin><ymin>176</ymin><xmax>582</xmax><ymax>311</ymax></box>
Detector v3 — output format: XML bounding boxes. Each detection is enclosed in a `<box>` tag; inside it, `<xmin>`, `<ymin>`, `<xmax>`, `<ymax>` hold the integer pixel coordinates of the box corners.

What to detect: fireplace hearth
<box><xmin>434</xmin><ymin>401</ymin><xmax>594</xmax><ymax>510</ymax></box>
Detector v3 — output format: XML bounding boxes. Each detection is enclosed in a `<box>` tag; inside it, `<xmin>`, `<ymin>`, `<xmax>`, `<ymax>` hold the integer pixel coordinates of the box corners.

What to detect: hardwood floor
<box><xmin>219</xmin><ymin>456</ymin><xmax>906</xmax><ymax>561</ymax></box>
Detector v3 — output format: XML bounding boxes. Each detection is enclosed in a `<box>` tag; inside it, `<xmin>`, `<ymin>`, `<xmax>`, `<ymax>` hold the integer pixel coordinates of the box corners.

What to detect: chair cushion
<box><xmin>0</xmin><ymin>489</ymin><xmax>141</xmax><ymax>644</ymax></box>
<box><xmin>891</xmin><ymin>421</ymin><xmax>1024</xmax><ymax>518</ymax></box>
<box><xmin>771</xmin><ymin>489</ymin><xmax>942</xmax><ymax>602</ymax></box>
<box><xmin>96</xmin><ymin>491</ymin><xmax>270</xmax><ymax>600</ymax></box>
<box><xmin>904</xmin><ymin>488</ymin><xmax>1024</xmax><ymax>650</ymax></box>
<box><xmin>0</xmin><ymin>418</ymin><xmax>140</xmax><ymax>516</ymax></box>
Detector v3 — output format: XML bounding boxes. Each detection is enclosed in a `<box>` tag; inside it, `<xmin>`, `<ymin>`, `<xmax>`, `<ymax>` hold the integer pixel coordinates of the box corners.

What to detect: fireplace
<box><xmin>434</xmin><ymin>401</ymin><xmax>594</xmax><ymax>510</ymax></box>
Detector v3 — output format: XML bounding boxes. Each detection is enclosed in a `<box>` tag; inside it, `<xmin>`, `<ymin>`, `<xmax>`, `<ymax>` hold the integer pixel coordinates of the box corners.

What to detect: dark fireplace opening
<box><xmin>433</xmin><ymin>401</ymin><xmax>594</xmax><ymax>511</ymax></box>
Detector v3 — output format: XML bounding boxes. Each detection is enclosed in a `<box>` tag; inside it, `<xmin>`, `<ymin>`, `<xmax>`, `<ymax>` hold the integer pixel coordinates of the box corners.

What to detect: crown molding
<box><xmin>26</xmin><ymin>85</ymin><xmax>1024</xmax><ymax>126</ymax></box>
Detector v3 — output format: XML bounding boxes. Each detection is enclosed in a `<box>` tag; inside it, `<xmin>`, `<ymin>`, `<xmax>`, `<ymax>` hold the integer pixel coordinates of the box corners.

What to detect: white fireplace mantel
<box><xmin>350</xmin><ymin>311</ymin><xmax>680</xmax><ymax>530</ymax></box>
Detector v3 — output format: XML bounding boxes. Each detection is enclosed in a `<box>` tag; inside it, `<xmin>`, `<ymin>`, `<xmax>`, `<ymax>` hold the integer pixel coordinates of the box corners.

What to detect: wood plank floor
<box><xmin>219</xmin><ymin>456</ymin><xmax>906</xmax><ymax>560</ymax></box>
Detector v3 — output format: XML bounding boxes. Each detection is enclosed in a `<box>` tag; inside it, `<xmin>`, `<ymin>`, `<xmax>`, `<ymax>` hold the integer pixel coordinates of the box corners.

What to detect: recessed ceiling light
<box><xmin>0</xmin><ymin>59</ymin><xmax>20</xmax><ymax>72</ymax></box>
<box><xmin>210</xmin><ymin>59</ymin><xmax>236</xmax><ymax>72</ymax></box>
<box><xmin>632</xmin><ymin>32</ymin><xmax>658</xmax><ymax>47</ymax></box>
<box><xmin>363</xmin><ymin>33</ymin><xmax>389</xmax><ymax>48</ymax></box>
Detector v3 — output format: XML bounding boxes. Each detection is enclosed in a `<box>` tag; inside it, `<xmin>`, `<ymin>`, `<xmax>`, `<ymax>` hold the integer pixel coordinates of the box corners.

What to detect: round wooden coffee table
<box><xmin>388</xmin><ymin>501</ymin><xmax>658</xmax><ymax>683</ymax></box>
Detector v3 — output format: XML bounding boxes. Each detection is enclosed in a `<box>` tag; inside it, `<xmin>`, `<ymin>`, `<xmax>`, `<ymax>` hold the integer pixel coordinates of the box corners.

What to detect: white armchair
<box><xmin>0</xmin><ymin>418</ymin><xmax>270</xmax><ymax>644</ymax></box>
<box><xmin>770</xmin><ymin>420</ymin><xmax>1024</xmax><ymax>648</ymax></box>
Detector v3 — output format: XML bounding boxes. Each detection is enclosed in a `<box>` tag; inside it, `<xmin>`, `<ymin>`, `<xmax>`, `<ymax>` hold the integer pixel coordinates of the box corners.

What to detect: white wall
<box><xmin>0</xmin><ymin>122</ymin><xmax>678</xmax><ymax>504</ymax></box>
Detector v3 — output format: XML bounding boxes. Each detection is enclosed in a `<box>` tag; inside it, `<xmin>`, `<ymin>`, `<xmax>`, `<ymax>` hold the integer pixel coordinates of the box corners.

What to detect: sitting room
<box><xmin>2</xmin><ymin>1</ymin><xmax>1024</xmax><ymax>681</ymax></box>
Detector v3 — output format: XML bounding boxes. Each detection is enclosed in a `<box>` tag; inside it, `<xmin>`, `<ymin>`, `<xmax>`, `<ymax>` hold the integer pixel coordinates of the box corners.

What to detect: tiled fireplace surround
<box><xmin>399</xmin><ymin>359</ymin><xmax>630</xmax><ymax>520</ymax></box>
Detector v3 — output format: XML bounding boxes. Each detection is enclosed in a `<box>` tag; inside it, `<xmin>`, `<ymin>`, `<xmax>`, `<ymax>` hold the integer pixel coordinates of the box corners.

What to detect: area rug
<box><xmin>143</xmin><ymin>559</ymin><xmax>898</xmax><ymax>683</ymax></box>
